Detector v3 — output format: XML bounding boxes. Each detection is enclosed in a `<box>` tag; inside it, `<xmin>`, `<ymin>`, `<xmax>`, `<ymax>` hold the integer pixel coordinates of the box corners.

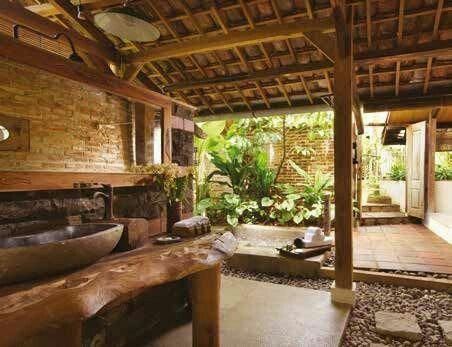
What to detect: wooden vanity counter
<box><xmin>0</xmin><ymin>232</ymin><xmax>237</xmax><ymax>347</ymax></box>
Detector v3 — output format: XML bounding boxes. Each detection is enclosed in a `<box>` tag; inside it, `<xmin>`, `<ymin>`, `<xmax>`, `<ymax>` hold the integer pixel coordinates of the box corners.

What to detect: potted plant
<box><xmin>132</xmin><ymin>163</ymin><xmax>192</xmax><ymax>233</ymax></box>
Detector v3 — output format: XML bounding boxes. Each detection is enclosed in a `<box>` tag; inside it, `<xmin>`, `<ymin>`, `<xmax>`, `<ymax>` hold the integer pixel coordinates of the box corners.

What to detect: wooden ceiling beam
<box><xmin>46</xmin><ymin>0</ymin><xmax>113</xmax><ymax>48</ymax></box>
<box><xmin>187</xmin><ymin>75</ymin><xmax>452</xmax><ymax>111</ymax></box>
<box><xmin>363</xmin><ymin>94</ymin><xmax>452</xmax><ymax>112</ymax></box>
<box><xmin>355</xmin><ymin>39</ymin><xmax>452</xmax><ymax>64</ymax></box>
<box><xmin>424</xmin><ymin>0</ymin><xmax>444</xmax><ymax>95</ymax></box>
<box><xmin>165</xmin><ymin>61</ymin><xmax>333</xmax><ymax>91</ymax></box>
<box><xmin>128</xmin><ymin>18</ymin><xmax>334</xmax><ymax>64</ymax></box>
<box><xmin>0</xmin><ymin>2</ymin><xmax>117</xmax><ymax>63</ymax></box>
<box><xmin>0</xmin><ymin>34</ymin><xmax>194</xmax><ymax>110</ymax></box>
<box><xmin>303</xmin><ymin>31</ymin><xmax>336</xmax><ymax>62</ymax></box>
<box><xmin>394</xmin><ymin>0</ymin><xmax>405</xmax><ymax>96</ymax></box>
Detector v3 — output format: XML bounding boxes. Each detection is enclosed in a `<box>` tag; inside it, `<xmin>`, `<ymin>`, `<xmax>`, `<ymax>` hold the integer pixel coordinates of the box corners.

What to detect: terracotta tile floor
<box><xmin>354</xmin><ymin>224</ymin><xmax>452</xmax><ymax>274</ymax></box>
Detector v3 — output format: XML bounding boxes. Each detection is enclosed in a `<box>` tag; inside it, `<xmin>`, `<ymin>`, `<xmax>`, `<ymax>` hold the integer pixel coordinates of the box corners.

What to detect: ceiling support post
<box><xmin>330</xmin><ymin>0</ymin><xmax>355</xmax><ymax>305</ymax></box>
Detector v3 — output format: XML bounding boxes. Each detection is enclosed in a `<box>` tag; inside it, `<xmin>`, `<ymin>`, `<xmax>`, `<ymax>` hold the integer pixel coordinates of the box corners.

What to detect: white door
<box><xmin>406</xmin><ymin>121</ymin><xmax>426</xmax><ymax>219</ymax></box>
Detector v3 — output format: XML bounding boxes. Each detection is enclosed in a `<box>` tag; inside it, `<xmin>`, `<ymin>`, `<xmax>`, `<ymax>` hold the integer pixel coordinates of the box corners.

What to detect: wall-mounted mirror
<box><xmin>0</xmin><ymin>114</ymin><xmax>29</xmax><ymax>151</ymax></box>
<box><xmin>0</xmin><ymin>125</ymin><xmax>10</xmax><ymax>142</ymax></box>
<box><xmin>134</xmin><ymin>103</ymin><xmax>163</xmax><ymax>165</ymax></box>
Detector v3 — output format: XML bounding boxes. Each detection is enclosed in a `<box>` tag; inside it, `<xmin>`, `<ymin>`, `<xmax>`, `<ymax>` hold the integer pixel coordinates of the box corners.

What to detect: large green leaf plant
<box><xmin>196</xmin><ymin>112</ymin><xmax>334</xmax><ymax>227</ymax></box>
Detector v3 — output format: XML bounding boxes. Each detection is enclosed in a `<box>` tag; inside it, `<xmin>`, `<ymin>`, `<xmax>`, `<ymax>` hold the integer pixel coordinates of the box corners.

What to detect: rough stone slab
<box><xmin>439</xmin><ymin>320</ymin><xmax>452</xmax><ymax>345</ymax></box>
<box><xmin>375</xmin><ymin>311</ymin><xmax>422</xmax><ymax>341</ymax></box>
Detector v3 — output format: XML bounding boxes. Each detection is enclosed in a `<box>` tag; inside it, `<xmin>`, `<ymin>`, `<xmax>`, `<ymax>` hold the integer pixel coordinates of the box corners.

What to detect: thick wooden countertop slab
<box><xmin>0</xmin><ymin>232</ymin><xmax>237</xmax><ymax>347</ymax></box>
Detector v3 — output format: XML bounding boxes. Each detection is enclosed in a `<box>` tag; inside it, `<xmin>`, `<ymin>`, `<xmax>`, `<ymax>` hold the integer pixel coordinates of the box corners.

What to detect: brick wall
<box><xmin>0</xmin><ymin>58</ymin><xmax>132</xmax><ymax>172</ymax></box>
<box><xmin>271</xmin><ymin>128</ymin><xmax>334</xmax><ymax>185</ymax></box>
<box><xmin>206</xmin><ymin>127</ymin><xmax>334</xmax><ymax>196</ymax></box>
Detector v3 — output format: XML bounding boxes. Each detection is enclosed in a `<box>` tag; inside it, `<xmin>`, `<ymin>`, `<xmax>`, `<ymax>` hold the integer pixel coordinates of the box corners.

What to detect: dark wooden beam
<box><xmin>331</xmin><ymin>0</ymin><xmax>354</xmax><ymax>299</ymax></box>
<box><xmin>355</xmin><ymin>39</ymin><xmax>452</xmax><ymax>65</ymax></box>
<box><xmin>303</xmin><ymin>31</ymin><xmax>336</xmax><ymax>62</ymax></box>
<box><xmin>363</xmin><ymin>93</ymin><xmax>452</xmax><ymax>112</ymax></box>
<box><xmin>46</xmin><ymin>0</ymin><xmax>113</xmax><ymax>48</ymax></box>
<box><xmin>0</xmin><ymin>34</ymin><xmax>195</xmax><ymax>110</ymax></box>
<box><xmin>0</xmin><ymin>2</ymin><xmax>117</xmax><ymax>63</ymax></box>
<box><xmin>165</xmin><ymin>61</ymin><xmax>333</xmax><ymax>91</ymax></box>
<box><xmin>128</xmin><ymin>18</ymin><xmax>335</xmax><ymax>63</ymax></box>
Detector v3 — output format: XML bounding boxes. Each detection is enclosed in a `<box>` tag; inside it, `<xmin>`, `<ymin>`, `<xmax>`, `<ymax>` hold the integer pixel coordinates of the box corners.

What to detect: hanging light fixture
<box><xmin>13</xmin><ymin>24</ymin><xmax>84</xmax><ymax>63</ymax></box>
<box><xmin>94</xmin><ymin>0</ymin><xmax>160</xmax><ymax>42</ymax></box>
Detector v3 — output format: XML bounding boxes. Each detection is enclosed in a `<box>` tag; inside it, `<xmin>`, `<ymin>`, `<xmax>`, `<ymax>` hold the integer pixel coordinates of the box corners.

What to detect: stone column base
<box><xmin>330</xmin><ymin>281</ymin><xmax>356</xmax><ymax>305</ymax></box>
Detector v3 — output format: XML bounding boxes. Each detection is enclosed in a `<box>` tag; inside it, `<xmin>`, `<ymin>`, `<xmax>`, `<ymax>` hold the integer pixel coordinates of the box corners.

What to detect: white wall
<box><xmin>380</xmin><ymin>180</ymin><xmax>406</xmax><ymax>212</ymax></box>
<box><xmin>435</xmin><ymin>181</ymin><xmax>452</xmax><ymax>214</ymax></box>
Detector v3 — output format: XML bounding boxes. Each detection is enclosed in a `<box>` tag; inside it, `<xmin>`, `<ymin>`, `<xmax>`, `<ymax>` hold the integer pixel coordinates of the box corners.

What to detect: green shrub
<box><xmin>387</xmin><ymin>163</ymin><xmax>406</xmax><ymax>181</ymax></box>
<box><xmin>435</xmin><ymin>164</ymin><xmax>452</xmax><ymax>181</ymax></box>
<box><xmin>195</xmin><ymin>113</ymin><xmax>334</xmax><ymax>227</ymax></box>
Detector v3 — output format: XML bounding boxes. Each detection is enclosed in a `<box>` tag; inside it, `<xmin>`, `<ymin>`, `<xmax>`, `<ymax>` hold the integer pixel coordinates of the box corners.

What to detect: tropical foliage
<box><xmin>132</xmin><ymin>163</ymin><xmax>192</xmax><ymax>205</ymax></box>
<box><xmin>435</xmin><ymin>152</ymin><xmax>452</xmax><ymax>181</ymax></box>
<box><xmin>387</xmin><ymin>162</ymin><xmax>406</xmax><ymax>181</ymax></box>
<box><xmin>195</xmin><ymin>113</ymin><xmax>334</xmax><ymax>227</ymax></box>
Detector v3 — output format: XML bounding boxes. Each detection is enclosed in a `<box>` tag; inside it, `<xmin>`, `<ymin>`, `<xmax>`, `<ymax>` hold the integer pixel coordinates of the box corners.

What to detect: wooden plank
<box><xmin>319</xmin><ymin>267</ymin><xmax>452</xmax><ymax>293</ymax></box>
<box><xmin>46</xmin><ymin>0</ymin><xmax>114</xmax><ymax>48</ymax></box>
<box><xmin>189</xmin><ymin>265</ymin><xmax>221</xmax><ymax>347</ymax></box>
<box><xmin>363</xmin><ymin>94</ymin><xmax>452</xmax><ymax>112</ymax></box>
<box><xmin>424</xmin><ymin>0</ymin><xmax>443</xmax><ymax>94</ymax></box>
<box><xmin>332</xmin><ymin>0</ymin><xmax>354</xmax><ymax>290</ymax></box>
<box><xmin>128</xmin><ymin>18</ymin><xmax>335</xmax><ymax>63</ymax></box>
<box><xmin>355</xmin><ymin>39</ymin><xmax>452</xmax><ymax>65</ymax></box>
<box><xmin>166</xmin><ymin>61</ymin><xmax>333</xmax><ymax>91</ymax></box>
<box><xmin>0</xmin><ymin>2</ymin><xmax>116</xmax><ymax>63</ymax></box>
<box><xmin>0</xmin><ymin>234</ymin><xmax>237</xmax><ymax>347</ymax></box>
<box><xmin>365</xmin><ymin>0</ymin><xmax>371</xmax><ymax>47</ymax></box>
<box><xmin>303</xmin><ymin>31</ymin><xmax>336</xmax><ymax>62</ymax></box>
<box><xmin>0</xmin><ymin>34</ymin><xmax>195</xmax><ymax>111</ymax></box>
<box><xmin>0</xmin><ymin>171</ymin><xmax>157</xmax><ymax>192</ymax></box>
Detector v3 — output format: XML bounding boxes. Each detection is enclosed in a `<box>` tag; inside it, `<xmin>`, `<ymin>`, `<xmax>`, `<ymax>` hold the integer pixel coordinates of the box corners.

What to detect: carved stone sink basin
<box><xmin>0</xmin><ymin>223</ymin><xmax>123</xmax><ymax>285</ymax></box>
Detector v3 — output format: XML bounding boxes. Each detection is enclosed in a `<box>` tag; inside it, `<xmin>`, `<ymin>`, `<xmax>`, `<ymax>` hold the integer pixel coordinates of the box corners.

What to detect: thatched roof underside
<box><xmin>8</xmin><ymin>0</ymin><xmax>452</xmax><ymax>117</ymax></box>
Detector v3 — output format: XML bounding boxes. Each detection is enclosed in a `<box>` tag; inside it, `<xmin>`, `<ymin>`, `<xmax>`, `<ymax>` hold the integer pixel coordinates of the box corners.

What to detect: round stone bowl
<box><xmin>0</xmin><ymin>223</ymin><xmax>123</xmax><ymax>285</ymax></box>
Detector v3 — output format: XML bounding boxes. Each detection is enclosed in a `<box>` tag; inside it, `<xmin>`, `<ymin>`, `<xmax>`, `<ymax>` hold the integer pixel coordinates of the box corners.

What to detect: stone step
<box><xmin>360</xmin><ymin>212</ymin><xmax>410</xmax><ymax>226</ymax></box>
<box><xmin>362</xmin><ymin>203</ymin><xmax>401</xmax><ymax>213</ymax></box>
<box><xmin>367</xmin><ymin>195</ymin><xmax>392</xmax><ymax>204</ymax></box>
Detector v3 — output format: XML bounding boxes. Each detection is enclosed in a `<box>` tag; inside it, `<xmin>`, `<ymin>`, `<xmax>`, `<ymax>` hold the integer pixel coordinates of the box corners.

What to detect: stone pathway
<box><xmin>374</xmin><ymin>311</ymin><xmax>422</xmax><ymax>341</ymax></box>
<box><xmin>355</xmin><ymin>224</ymin><xmax>452</xmax><ymax>274</ymax></box>
<box><xmin>439</xmin><ymin>320</ymin><xmax>452</xmax><ymax>345</ymax></box>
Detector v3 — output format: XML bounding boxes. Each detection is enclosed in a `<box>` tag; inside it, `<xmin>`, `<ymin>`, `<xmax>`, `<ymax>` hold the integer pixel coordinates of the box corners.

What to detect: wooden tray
<box><xmin>277</xmin><ymin>245</ymin><xmax>332</xmax><ymax>259</ymax></box>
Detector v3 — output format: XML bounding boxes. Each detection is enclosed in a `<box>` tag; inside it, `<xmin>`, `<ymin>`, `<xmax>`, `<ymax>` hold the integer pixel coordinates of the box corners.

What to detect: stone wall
<box><xmin>0</xmin><ymin>185</ymin><xmax>166</xmax><ymax>238</ymax></box>
<box><xmin>0</xmin><ymin>58</ymin><xmax>132</xmax><ymax>172</ymax></box>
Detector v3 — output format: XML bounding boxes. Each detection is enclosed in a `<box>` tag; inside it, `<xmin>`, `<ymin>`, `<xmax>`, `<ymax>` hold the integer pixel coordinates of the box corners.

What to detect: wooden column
<box><xmin>189</xmin><ymin>265</ymin><xmax>221</xmax><ymax>347</ymax></box>
<box><xmin>331</xmin><ymin>0</ymin><xmax>355</xmax><ymax>302</ymax></box>
<box><xmin>163</xmin><ymin>104</ymin><xmax>173</xmax><ymax>163</ymax></box>
<box><xmin>356</xmin><ymin>136</ymin><xmax>363</xmax><ymax>218</ymax></box>
<box><xmin>425</xmin><ymin>110</ymin><xmax>437</xmax><ymax>214</ymax></box>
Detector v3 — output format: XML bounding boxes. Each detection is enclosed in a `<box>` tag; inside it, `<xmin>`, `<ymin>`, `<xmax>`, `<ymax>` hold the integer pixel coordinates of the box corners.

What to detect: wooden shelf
<box><xmin>0</xmin><ymin>171</ymin><xmax>155</xmax><ymax>192</ymax></box>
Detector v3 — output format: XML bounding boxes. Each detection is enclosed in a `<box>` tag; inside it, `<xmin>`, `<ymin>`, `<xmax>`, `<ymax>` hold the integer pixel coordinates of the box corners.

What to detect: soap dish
<box><xmin>155</xmin><ymin>236</ymin><xmax>182</xmax><ymax>244</ymax></box>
